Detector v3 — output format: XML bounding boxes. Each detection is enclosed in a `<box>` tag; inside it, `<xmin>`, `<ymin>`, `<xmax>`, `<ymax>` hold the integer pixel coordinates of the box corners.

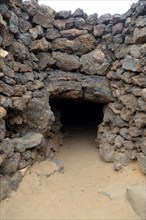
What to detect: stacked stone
<box><xmin>0</xmin><ymin>0</ymin><xmax>146</xmax><ymax>200</ymax></box>
<box><xmin>96</xmin><ymin>0</ymin><xmax>146</xmax><ymax>174</ymax></box>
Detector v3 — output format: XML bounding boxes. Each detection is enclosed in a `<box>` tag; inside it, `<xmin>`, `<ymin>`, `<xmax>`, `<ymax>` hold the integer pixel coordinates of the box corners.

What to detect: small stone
<box><xmin>31</xmin><ymin>37</ymin><xmax>51</xmax><ymax>52</ymax></box>
<box><xmin>0</xmin><ymin>107</ymin><xmax>6</xmax><ymax>119</ymax></box>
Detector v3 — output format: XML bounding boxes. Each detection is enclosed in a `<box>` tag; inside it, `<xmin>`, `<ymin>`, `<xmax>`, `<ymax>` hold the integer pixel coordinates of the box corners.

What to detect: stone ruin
<box><xmin>0</xmin><ymin>0</ymin><xmax>146</xmax><ymax>200</ymax></box>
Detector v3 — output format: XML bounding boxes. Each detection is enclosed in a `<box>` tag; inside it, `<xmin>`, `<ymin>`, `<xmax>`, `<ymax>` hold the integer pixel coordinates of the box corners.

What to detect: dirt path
<box><xmin>1</xmin><ymin>133</ymin><xmax>145</xmax><ymax>220</ymax></box>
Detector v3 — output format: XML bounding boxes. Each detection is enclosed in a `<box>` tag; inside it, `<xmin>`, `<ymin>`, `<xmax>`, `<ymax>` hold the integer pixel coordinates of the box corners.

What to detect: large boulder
<box><xmin>127</xmin><ymin>185</ymin><xmax>146</xmax><ymax>220</ymax></box>
<box><xmin>52</xmin><ymin>34</ymin><xmax>97</xmax><ymax>55</ymax></box>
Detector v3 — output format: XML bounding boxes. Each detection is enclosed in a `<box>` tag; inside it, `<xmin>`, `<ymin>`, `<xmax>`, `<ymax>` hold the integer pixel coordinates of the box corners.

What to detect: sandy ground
<box><xmin>0</xmin><ymin>132</ymin><xmax>145</xmax><ymax>220</ymax></box>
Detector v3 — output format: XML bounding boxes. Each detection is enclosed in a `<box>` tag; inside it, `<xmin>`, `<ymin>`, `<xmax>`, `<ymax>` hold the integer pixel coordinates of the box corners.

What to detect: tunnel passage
<box><xmin>50</xmin><ymin>98</ymin><xmax>105</xmax><ymax>138</ymax></box>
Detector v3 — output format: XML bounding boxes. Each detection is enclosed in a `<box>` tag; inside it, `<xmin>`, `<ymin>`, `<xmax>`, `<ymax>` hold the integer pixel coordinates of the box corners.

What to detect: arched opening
<box><xmin>50</xmin><ymin>98</ymin><xmax>105</xmax><ymax>139</ymax></box>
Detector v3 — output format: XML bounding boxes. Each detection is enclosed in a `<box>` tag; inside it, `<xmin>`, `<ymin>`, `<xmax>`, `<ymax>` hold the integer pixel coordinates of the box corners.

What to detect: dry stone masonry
<box><xmin>0</xmin><ymin>0</ymin><xmax>146</xmax><ymax>200</ymax></box>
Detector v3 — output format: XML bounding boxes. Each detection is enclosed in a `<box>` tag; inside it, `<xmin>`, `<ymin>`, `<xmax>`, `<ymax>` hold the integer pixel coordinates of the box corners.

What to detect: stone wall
<box><xmin>0</xmin><ymin>0</ymin><xmax>146</xmax><ymax>200</ymax></box>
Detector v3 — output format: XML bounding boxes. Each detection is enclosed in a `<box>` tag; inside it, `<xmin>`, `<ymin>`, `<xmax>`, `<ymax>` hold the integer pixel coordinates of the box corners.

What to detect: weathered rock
<box><xmin>134</xmin><ymin>113</ymin><xmax>146</xmax><ymax>128</ymax></box>
<box><xmin>113</xmin><ymin>152</ymin><xmax>130</xmax><ymax>167</ymax></box>
<box><xmin>10</xmin><ymin>171</ymin><xmax>23</xmax><ymax>191</ymax></box>
<box><xmin>129</xmin><ymin>44</ymin><xmax>141</xmax><ymax>58</ymax></box>
<box><xmin>14</xmin><ymin>132</ymin><xmax>44</xmax><ymax>153</ymax></box>
<box><xmin>132</xmin><ymin>74</ymin><xmax>146</xmax><ymax>87</ymax></box>
<box><xmin>0</xmin><ymin>176</ymin><xmax>11</xmax><ymax>200</ymax></box>
<box><xmin>99</xmin><ymin>141</ymin><xmax>115</xmax><ymax>162</ymax></box>
<box><xmin>137</xmin><ymin>153</ymin><xmax>146</xmax><ymax>174</ymax></box>
<box><xmin>98</xmin><ymin>14</ymin><xmax>111</xmax><ymax>24</ymax></box>
<box><xmin>0</xmin><ymin>153</ymin><xmax>20</xmax><ymax>175</ymax></box>
<box><xmin>60</xmin><ymin>29</ymin><xmax>88</xmax><ymax>39</ymax></box>
<box><xmin>86</xmin><ymin>13</ymin><xmax>98</xmax><ymax>25</ymax></box>
<box><xmin>80</xmin><ymin>48</ymin><xmax>111</xmax><ymax>75</ymax></box>
<box><xmin>31</xmin><ymin>37</ymin><xmax>51</xmax><ymax>52</ymax></box>
<box><xmin>129</xmin><ymin>127</ymin><xmax>141</xmax><ymax>137</ymax></box>
<box><xmin>52</xmin><ymin>51</ymin><xmax>80</xmax><ymax>71</ymax></box>
<box><xmin>133</xmin><ymin>27</ymin><xmax>146</xmax><ymax>43</ymax></box>
<box><xmin>119</xmin><ymin>94</ymin><xmax>138</xmax><ymax>111</ymax></box>
<box><xmin>32</xmin><ymin>6</ymin><xmax>55</xmax><ymax>28</ymax></box>
<box><xmin>127</xmin><ymin>185</ymin><xmax>146</xmax><ymax>219</ymax></box>
<box><xmin>45</xmin><ymin>28</ymin><xmax>61</xmax><ymax>40</ymax></box>
<box><xmin>122</xmin><ymin>56</ymin><xmax>142</xmax><ymax>72</ymax></box>
<box><xmin>10</xmin><ymin>41</ymin><xmax>29</xmax><ymax>60</ymax></box>
<box><xmin>36</xmin><ymin>52</ymin><xmax>56</xmax><ymax>70</ymax></box>
<box><xmin>52</xmin><ymin>34</ymin><xmax>96</xmax><ymax>55</ymax></box>
<box><xmin>55</xmin><ymin>10</ymin><xmax>71</xmax><ymax>19</ymax></box>
<box><xmin>9</xmin><ymin>11</ymin><xmax>18</xmax><ymax>33</ymax></box>
<box><xmin>112</xmin><ymin>22</ymin><xmax>124</xmax><ymax>35</ymax></box>
<box><xmin>29</xmin><ymin>25</ymin><xmax>44</xmax><ymax>40</ymax></box>
<box><xmin>140</xmin><ymin>88</ymin><xmax>146</xmax><ymax>101</ymax></box>
<box><xmin>18</xmin><ymin>18</ymin><xmax>32</xmax><ymax>33</ymax></box>
<box><xmin>0</xmin><ymin>119</ymin><xmax>6</xmax><ymax>141</ymax></box>
<box><xmin>114</xmin><ymin>135</ymin><xmax>124</xmax><ymax>148</ymax></box>
<box><xmin>93</xmin><ymin>24</ymin><xmax>105</xmax><ymax>37</ymax></box>
<box><xmin>23</xmin><ymin>98</ymin><xmax>54</xmax><ymax>134</ymax></box>
<box><xmin>0</xmin><ymin>138</ymin><xmax>14</xmax><ymax>160</ymax></box>
<box><xmin>54</xmin><ymin>18</ymin><xmax>74</xmax><ymax>31</ymax></box>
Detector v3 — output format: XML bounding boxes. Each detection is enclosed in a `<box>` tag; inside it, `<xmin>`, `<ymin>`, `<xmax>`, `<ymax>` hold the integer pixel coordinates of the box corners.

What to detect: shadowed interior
<box><xmin>50</xmin><ymin>98</ymin><xmax>104</xmax><ymax>137</ymax></box>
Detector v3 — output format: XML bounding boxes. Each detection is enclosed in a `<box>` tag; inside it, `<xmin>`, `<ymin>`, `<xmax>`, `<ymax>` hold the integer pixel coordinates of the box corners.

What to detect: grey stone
<box><xmin>134</xmin><ymin>113</ymin><xmax>146</xmax><ymax>128</ymax></box>
<box><xmin>127</xmin><ymin>185</ymin><xmax>146</xmax><ymax>219</ymax></box>
<box><xmin>0</xmin><ymin>153</ymin><xmax>20</xmax><ymax>175</ymax></box>
<box><xmin>45</xmin><ymin>28</ymin><xmax>61</xmax><ymax>40</ymax></box>
<box><xmin>31</xmin><ymin>37</ymin><xmax>51</xmax><ymax>52</ymax></box>
<box><xmin>0</xmin><ymin>119</ymin><xmax>6</xmax><ymax>141</ymax></box>
<box><xmin>9</xmin><ymin>12</ymin><xmax>18</xmax><ymax>33</ymax></box>
<box><xmin>122</xmin><ymin>55</ymin><xmax>142</xmax><ymax>72</ymax></box>
<box><xmin>98</xmin><ymin>14</ymin><xmax>111</xmax><ymax>24</ymax></box>
<box><xmin>54</xmin><ymin>18</ymin><xmax>74</xmax><ymax>31</ymax></box>
<box><xmin>32</xmin><ymin>6</ymin><xmax>55</xmax><ymax>28</ymax></box>
<box><xmin>14</xmin><ymin>132</ymin><xmax>44</xmax><ymax>153</ymax></box>
<box><xmin>112</xmin><ymin>23</ymin><xmax>124</xmax><ymax>35</ymax></box>
<box><xmin>52</xmin><ymin>34</ymin><xmax>96</xmax><ymax>56</ymax></box>
<box><xmin>23</xmin><ymin>98</ymin><xmax>54</xmax><ymax>134</ymax></box>
<box><xmin>10</xmin><ymin>171</ymin><xmax>23</xmax><ymax>191</ymax></box>
<box><xmin>133</xmin><ymin>27</ymin><xmax>146</xmax><ymax>43</ymax></box>
<box><xmin>0</xmin><ymin>176</ymin><xmax>11</xmax><ymax>201</ymax></box>
<box><xmin>80</xmin><ymin>48</ymin><xmax>110</xmax><ymax>75</ymax></box>
<box><xmin>123</xmin><ymin>140</ymin><xmax>134</xmax><ymax>150</ymax></box>
<box><xmin>52</xmin><ymin>51</ymin><xmax>80</xmax><ymax>71</ymax></box>
<box><xmin>0</xmin><ymin>138</ymin><xmax>14</xmax><ymax>159</ymax></box>
<box><xmin>36</xmin><ymin>52</ymin><xmax>56</xmax><ymax>70</ymax></box>
<box><xmin>60</xmin><ymin>29</ymin><xmax>88</xmax><ymax>39</ymax></box>
<box><xmin>114</xmin><ymin>135</ymin><xmax>124</xmax><ymax>148</ymax></box>
<box><xmin>119</xmin><ymin>94</ymin><xmax>138</xmax><ymax>111</ymax></box>
<box><xmin>93</xmin><ymin>24</ymin><xmax>105</xmax><ymax>37</ymax></box>
<box><xmin>113</xmin><ymin>152</ymin><xmax>130</xmax><ymax>167</ymax></box>
<box><xmin>55</xmin><ymin>10</ymin><xmax>71</xmax><ymax>19</ymax></box>
<box><xmin>29</xmin><ymin>25</ymin><xmax>44</xmax><ymax>40</ymax></box>
<box><xmin>132</xmin><ymin>74</ymin><xmax>146</xmax><ymax>87</ymax></box>
<box><xmin>137</xmin><ymin>153</ymin><xmax>146</xmax><ymax>174</ymax></box>
<box><xmin>10</xmin><ymin>41</ymin><xmax>29</xmax><ymax>60</ymax></box>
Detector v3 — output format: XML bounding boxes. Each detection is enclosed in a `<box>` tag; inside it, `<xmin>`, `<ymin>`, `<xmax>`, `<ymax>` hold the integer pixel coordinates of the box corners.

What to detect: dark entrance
<box><xmin>50</xmin><ymin>98</ymin><xmax>104</xmax><ymax>138</ymax></box>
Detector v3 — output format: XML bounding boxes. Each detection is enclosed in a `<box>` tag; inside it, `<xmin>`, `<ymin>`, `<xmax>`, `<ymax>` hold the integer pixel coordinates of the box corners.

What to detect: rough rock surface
<box><xmin>0</xmin><ymin>0</ymin><xmax>146</xmax><ymax>201</ymax></box>
<box><xmin>127</xmin><ymin>185</ymin><xmax>146</xmax><ymax>220</ymax></box>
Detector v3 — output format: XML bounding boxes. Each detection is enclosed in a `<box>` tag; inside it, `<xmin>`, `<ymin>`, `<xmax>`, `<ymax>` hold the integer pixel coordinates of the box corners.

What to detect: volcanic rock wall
<box><xmin>0</xmin><ymin>0</ymin><xmax>146</xmax><ymax>200</ymax></box>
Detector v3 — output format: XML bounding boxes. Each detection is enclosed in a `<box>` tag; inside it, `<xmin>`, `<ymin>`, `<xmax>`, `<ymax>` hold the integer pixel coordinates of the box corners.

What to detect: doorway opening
<box><xmin>50</xmin><ymin>98</ymin><xmax>104</xmax><ymax>140</ymax></box>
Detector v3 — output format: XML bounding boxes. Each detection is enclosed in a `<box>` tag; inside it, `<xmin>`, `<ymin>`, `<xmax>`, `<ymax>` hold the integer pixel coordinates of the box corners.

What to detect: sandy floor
<box><xmin>0</xmin><ymin>132</ymin><xmax>145</xmax><ymax>220</ymax></box>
